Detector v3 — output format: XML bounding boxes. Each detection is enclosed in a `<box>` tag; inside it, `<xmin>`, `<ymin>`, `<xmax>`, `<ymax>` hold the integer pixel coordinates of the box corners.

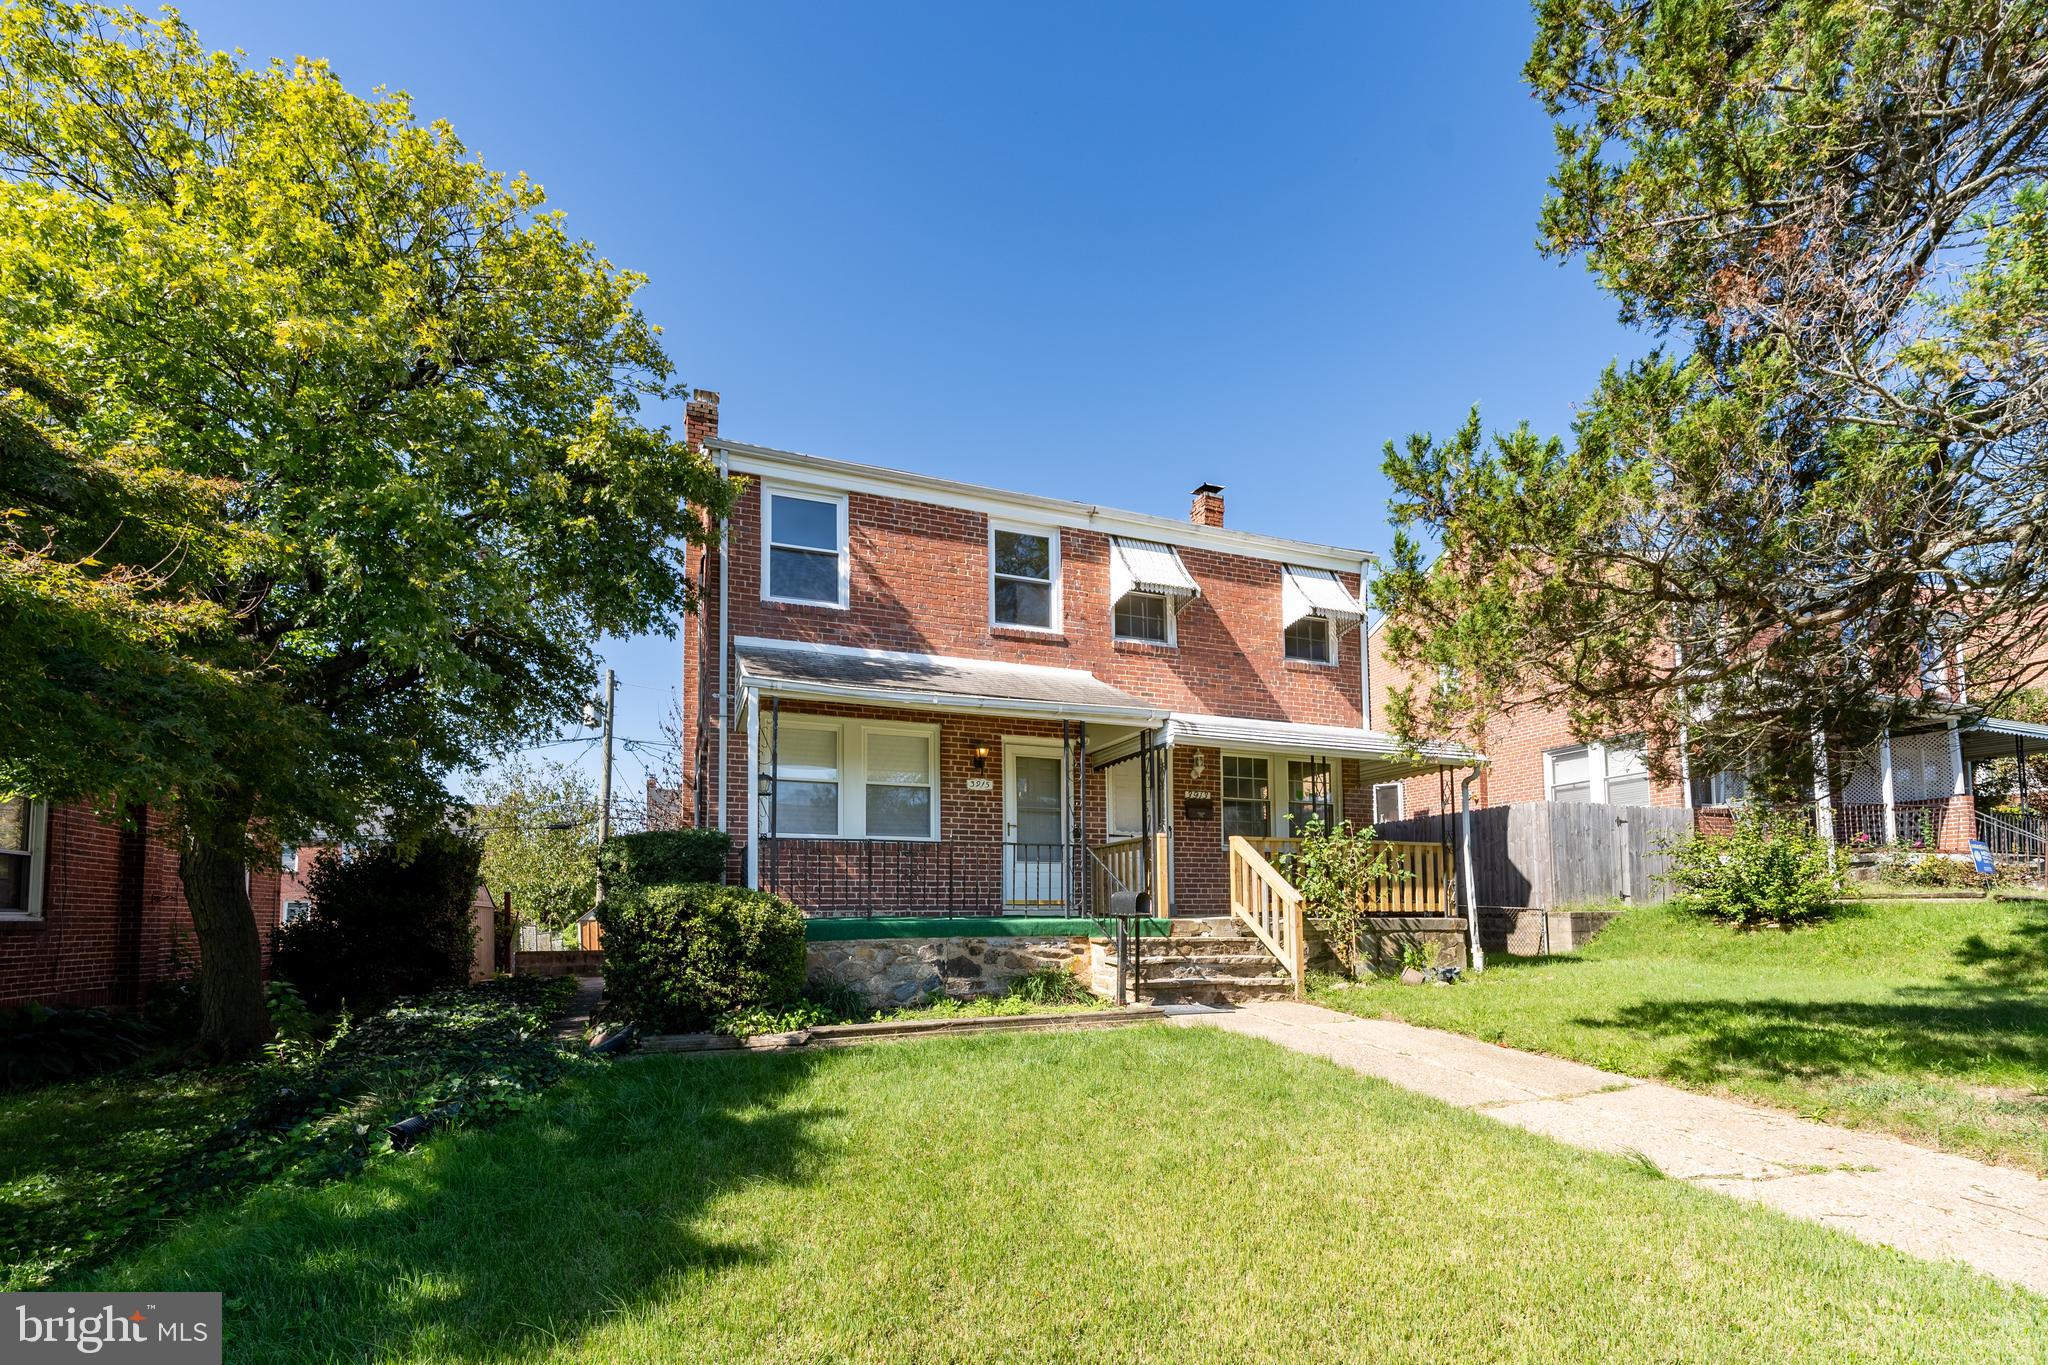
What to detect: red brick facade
<box><xmin>0</xmin><ymin>803</ymin><xmax>283</xmax><ymax>1010</ymax></box>
<box><xmin>679</xmin><ymin>399</ymin><xmax>1387</xmax><ymax>917</ymax></box>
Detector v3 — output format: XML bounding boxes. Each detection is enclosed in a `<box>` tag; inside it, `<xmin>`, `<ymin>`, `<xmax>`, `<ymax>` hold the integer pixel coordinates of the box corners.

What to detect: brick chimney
<box><xmin>684</xmin><ymin>388</ymin><xmax>720</xmax><ymax>451</ymax></box>
<box><xmin>1190</xmin><ymin>482</ymin><xmax>1225</xmax><ymax>528</ymax></box>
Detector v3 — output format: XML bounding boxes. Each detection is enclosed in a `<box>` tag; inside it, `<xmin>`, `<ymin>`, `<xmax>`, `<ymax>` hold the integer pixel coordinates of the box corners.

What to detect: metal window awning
<box><xmin>1960</xmin><ymin>714</ymin><xmax>2048</xmax><ymax>761</ymax></box>
<box><xmin>1109</xmin><ymin>537</ymin><xmax>1200</xmax><ymax>612</ymax></box>
<box><xmin>1281</xmin><ymin>565</ymin><xmax>1364</xmax><ymax>633</ymax></box>
<box><xmin>1162</xmin><ymin>711</ymin><xmax>1481</xmax><ymax>781</ymax></box>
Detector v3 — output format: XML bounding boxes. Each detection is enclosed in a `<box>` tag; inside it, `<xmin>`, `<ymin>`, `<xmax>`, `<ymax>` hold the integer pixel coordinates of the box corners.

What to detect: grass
<box><xmin>80</xmin><ymin>1026</ymin><xmax>2046</xmax><ymax>1362</ymax></box>
<box><xmin>1315</xmin><ymin>895</ymin><xmax>2048</xmax><ymax>1171</ymax></box>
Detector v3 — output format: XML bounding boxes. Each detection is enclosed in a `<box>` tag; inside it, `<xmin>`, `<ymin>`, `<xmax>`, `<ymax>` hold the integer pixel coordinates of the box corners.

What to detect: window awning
<box><xmin>1109</xmin><ymin>537</ymin><xmax>1199</xmax><ymax>612</ymax></box>
<box><xmin>1281</xmin><ymin>565</ymin><xmax>1364</xmax><ymax>633</ymax></box>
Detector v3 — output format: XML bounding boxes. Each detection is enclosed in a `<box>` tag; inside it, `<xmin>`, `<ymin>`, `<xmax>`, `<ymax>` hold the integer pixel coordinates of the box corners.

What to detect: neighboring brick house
<box><xmin>678</xmin><ymin>393</ymin><xmax>1471</xmax><ymax>919</ymax></box>
<box><xmin>1365</xmin><ymin>613</ymin><xmax>2048</xmax><ymax>856</ymax></box>
<box><xmin>1</xmin><ymin>798</ymin><xmax>283</xmax><ymax>1009</ymax></box>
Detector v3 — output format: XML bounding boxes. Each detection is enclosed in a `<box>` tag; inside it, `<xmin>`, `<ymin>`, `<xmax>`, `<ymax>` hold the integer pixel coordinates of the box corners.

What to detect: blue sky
<box><xmin>171</xmin><ymin>0</ymin><xmax>1643</xmax><ymax>800</ymax></box>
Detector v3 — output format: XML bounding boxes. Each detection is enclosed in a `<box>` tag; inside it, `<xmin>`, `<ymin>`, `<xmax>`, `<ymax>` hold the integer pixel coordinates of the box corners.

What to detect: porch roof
<box><xmin>1960</xmin><ymin>714</ymin><xmax>2048</xmax><ymax>761</ymax></box>
<box><xmin>1162</xmin><ymin>712</ymin><xmax>1482</xmax><ymax>778</ymax></box>
<box><xmin>735</xmin><ymin>638</ymin><xmax>1169</xmax><ymax>723</ymax></box>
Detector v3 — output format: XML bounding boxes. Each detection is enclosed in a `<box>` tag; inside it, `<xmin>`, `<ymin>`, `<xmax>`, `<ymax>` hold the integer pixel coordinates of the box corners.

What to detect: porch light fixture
<box><xmin>971</xmin><ymin>743</ymin><xmax>990</xmax><ymax>771</ymax></box>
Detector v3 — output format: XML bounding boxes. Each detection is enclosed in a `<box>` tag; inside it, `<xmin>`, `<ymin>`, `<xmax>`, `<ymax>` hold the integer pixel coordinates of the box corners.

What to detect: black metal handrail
<box><xmin>756</xmin><ymin>837</ymin><xmax>1078</xmax><ymax>917</ymax></box>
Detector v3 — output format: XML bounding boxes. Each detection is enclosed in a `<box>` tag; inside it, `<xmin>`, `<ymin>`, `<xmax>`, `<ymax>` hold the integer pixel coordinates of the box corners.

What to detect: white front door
<box><xmin>1003</xmin><ymin>743</ymin><xmax>1066</xmax><ymax>906</ymax></box>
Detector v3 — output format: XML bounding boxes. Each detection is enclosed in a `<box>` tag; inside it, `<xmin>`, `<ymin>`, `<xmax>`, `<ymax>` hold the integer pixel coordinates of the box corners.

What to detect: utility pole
<box><xmin>594</xmin><ymin>667</ymin><xmax>616</xmax><ymax>911</ymax></box>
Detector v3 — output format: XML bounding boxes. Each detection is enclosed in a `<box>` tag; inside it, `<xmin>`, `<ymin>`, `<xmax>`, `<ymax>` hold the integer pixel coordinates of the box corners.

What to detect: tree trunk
<box><xmin>176</xmin><ymin>799</ymin><xmax>272</xmax><ymax>1059</ymax></box>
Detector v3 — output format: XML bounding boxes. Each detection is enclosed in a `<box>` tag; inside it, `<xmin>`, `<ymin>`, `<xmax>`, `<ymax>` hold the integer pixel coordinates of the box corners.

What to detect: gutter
<box><xmin>739</xmin><ymin>675</ymin><xmax>1170</xmax><ymax>727</ymax></box>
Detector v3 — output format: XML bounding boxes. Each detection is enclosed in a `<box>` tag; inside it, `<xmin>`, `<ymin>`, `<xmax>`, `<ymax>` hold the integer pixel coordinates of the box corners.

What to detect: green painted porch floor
<box><xmin>802</xmin><ymin>915</ymin><xmax>1170</xmax><ymax>940</ymax></box>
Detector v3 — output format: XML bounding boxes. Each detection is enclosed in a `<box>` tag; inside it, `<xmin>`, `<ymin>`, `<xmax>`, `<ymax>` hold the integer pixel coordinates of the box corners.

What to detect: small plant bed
<box><xmin>0</xmin><ymin>976</ymin><xmax>583</xmax><ymax>1290</ymax></box>
<box><xmin>699</xmin><ymin>968</ymin><xmax>1113</xmax><ymax>1043</ymax></box>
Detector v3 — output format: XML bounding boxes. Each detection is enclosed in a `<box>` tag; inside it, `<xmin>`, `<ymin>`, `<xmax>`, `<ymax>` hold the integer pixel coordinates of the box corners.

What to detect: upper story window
<box><xmin>1114</xmin><ymin>592</ymin><xmax>1173</xmax><ymax>644</ymax></box>
<box><xmin>990</xmin><ymin>524</ymin><xmax>1059</xmax><ymax>631</ymax></box>
<box><xmin>0</xmin><ymin>797</ymin><xmax>48</xmax><ymax>920</ymax></box>
<box><xmin>763</xmin><ymin>487</ymin><xmax>848</xmax><ymax>608</ymax></box>
<box><xmin>1108</xmin><ymin>538</ymin><xmax>1198</xmax><ymax>647</ymax></box>
<box><xmin>1283</xmin><ymin>616</ymin><xmax>1332</xmax><ymax>664</ymax></box>
<box><xmin>1280</xmin><ymin>565</ymin><xmax>1362</xmax><ymax>667</ymax></box>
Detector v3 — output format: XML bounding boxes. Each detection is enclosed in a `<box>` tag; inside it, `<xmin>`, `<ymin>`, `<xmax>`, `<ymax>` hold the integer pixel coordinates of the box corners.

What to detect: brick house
<box><xmin>678</xmin><ymin>393</ymin><xmax>1473</xmax><ymax>928</ymax></box>
<box><xmin>1</xmin><ymin>798</ymin><xmax>284</xmax><ymax>1010</ymax></box>
<box><xmin>1365</xmin><ymin>614</ymin><xmax>2048</xmax><ymax>858</ymax></box>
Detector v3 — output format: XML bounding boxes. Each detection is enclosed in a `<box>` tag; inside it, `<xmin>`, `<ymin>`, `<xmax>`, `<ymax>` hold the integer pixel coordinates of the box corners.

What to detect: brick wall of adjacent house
<box><xmin>1365</xmin><ymin>622</ymin><xmax>1684</xmax><ymax>820</ymax></box>
<box><xmin>1</xmin><ymin>803</ymin><xmax>283</xmax><ymax>1009</ymax></box>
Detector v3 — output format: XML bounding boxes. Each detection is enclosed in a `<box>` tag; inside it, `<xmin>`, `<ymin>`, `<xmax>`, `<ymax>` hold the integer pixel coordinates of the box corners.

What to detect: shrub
<box><xmin>273</xmin><ymin>828</ymin><xmax>481</xmax><ymax>1014</ymax></box>
<box><xmin>598</xmin><ymin>882</ymin><xmax>805</xmax><ymax>1031</ymax></box>
<box><xmin>1663</xmin><ymin>807</ymin><xmax>1841</xmax><ymax>927</ymax></box>
<box><xmin>0</xmin><ymin>1005</ymin><xmax>156</xmax><ymax>1091</ymax></box>
<box><xmin>1005</xmin><ymin>966</ymin><xmax>1092</xmax><ymax>1006</ymax></box>
<box><xmin>598</xmin><ymin>828</ymin><xmax>730</xmax><ymax>890</ymax></box>
<box><xmin>1286</xmin><ymin>817</ymin><xmax>1409</xmax><ymax>975</ymax></box>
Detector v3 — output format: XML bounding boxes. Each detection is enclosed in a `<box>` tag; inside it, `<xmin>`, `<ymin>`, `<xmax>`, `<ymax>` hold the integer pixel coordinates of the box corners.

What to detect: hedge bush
<box><xmin>273</xmin><ymin>828</ymin><xmax>480</xmax><ymax>1014</ymax></box>
<box><xmin>598</xmin><ymin>828</ymin><xmax>730</xmax><ymax>889</ymax></box>
<box><xmin>1664</xmin><ymin>806</ymin><xmax>1841</xmax><ymax>927</ymax></box>
<box><xmin>598</xmin><ymin>881</ymin><xmax>805</xmax><ymax>1031</ymax></box>
<box><xmin>0</xmin><ymin>1005</ymin><xmax>156</xmax><ymax>1091</ymax></box>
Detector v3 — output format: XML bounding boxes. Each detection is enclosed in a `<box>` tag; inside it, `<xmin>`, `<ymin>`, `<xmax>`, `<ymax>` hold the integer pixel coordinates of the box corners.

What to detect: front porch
<box><xmin>733</xmin><ymin>639</ymin><xmax>1481</xmax><ymax>999</ymax></box>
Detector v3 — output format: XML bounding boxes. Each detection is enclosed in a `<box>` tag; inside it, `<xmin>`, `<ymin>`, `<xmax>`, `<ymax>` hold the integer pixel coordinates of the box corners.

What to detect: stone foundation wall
<box><xmin>1351</xmin><ymin>916</ymin><xmax>1470</xmax><ymax>974</ymax></box>
<box><xmin>806</xmin><ymin>935</ymin><xmax>1090</xmax><ymax>1008</ymax></box>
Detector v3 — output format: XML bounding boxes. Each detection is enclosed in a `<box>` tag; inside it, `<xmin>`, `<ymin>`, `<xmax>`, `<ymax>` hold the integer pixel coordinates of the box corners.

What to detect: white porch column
<box><xmin>1948</xmin><ymin>721</ymin><xmax>1968</xmax><ymax>851</ymax></box>
<box><xmin>744</xmin><ymin>692</ymin><xmax>760</xmax><ymax>889</ymax></box>
<box><xmin>1811</xmin><ymin>731</ymin><xmax>1835</xmax><ymax>845</ymax></box>
<box><xmin>1878</xmin><ymin>728</ymin><xmax>1898</xmax><ymax>845</ymax></box>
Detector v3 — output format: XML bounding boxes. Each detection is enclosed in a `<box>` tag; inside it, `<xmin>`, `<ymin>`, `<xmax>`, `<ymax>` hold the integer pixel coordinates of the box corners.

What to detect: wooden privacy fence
<box><xmin>1244</xmin><ymin>837</ymin><xmax>1453</xmax><ymax>916</ymax></box>
<box><xmin>1372</xmin><ymin>802</ymin><xmax>1692</xmax><ymax>911</ymax></box>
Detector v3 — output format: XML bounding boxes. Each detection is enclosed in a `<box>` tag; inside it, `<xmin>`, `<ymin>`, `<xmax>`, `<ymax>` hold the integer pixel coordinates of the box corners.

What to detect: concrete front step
<box><xmin>1107</xmin><ymin>952</ymin><xmax>1287</xmax><ymax>981</ymax></box>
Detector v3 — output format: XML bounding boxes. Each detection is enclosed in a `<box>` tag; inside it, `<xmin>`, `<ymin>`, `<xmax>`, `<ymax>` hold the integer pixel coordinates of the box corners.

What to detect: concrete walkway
<box><xmin>550</xmin><ymin>975</ymin><xmax>604</xmax><ymax>1044</ymax></box>
<box><xmin>1177</xmin><ymin>1000</ymin><xmax>2048</xmax><ymax>1296</ymax></box>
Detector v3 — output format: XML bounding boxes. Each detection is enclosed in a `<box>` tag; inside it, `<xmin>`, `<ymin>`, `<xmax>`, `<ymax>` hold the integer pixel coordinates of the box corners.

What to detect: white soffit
<box><xmin>1281</xmin><ymin>565</ymin><xmax>1365</xmax><ymax>633</ymax></box>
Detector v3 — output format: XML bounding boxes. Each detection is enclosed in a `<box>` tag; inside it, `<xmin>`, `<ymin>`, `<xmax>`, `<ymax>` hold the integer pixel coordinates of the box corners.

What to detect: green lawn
<box><xmin>1316</xmin><ymin>895</ymin><xmax>2048</xmax><ymax>1171</ymax></box>
<box><xmin>86</xmin><ymin>1027</ymin><xmax>2046</xmax><ymax>1362</ymax></box>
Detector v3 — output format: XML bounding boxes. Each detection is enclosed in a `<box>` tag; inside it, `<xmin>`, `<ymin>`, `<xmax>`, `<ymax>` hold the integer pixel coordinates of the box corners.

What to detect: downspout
<box><xmin>716</xmin><ymin>446</ymin><xmax>731</xmax><ymax>834</ymax></box>
<box><xmin>1460</xmin><ymin>769</ymin><xmax>1485</xmax><ymax>973</ymax></box>
<box><xmin>1358</xmin><ymin>557</ymin><xmax>1373</xmax><ymax>732</ymax></box>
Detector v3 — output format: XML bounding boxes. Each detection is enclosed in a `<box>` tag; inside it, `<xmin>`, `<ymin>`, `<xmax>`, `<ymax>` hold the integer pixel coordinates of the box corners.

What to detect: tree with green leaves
<box><xmin>471</xmin><ymin>758</ymin><xmax>601</xmax><ymax>935</ymax></box>
<box><xmin>1378</xmin><ymin>2</ymin><xmax>2048</xmax><ymax>795</ymax></box>
<box><xmin>0</xmin><ymin>3</ymin><xmax>732</xmax><ymax>1055</ymax></box>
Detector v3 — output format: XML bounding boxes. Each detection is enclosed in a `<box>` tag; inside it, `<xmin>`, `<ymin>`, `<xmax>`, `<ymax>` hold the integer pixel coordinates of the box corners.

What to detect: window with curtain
<box><xmin>1105</xmin><ymin>761</ymin><xmax>1145</xmax><ymax>837</ymax></box>
<box><xmin>1372</xmin><ymin>782</ymin><xmax>1403</xmax><ymax>823</ymax></box>
<box><xmin>1604</xmin><ymin>742</ymin><xmax>1651</xmax><ymax>806</ymax></box>
<box><xmin>864</xmin><ymin>729</ymin><xmax>936</xmax><ymax>839</ymax></box>
<box><xmin>761</xmin><ymin>725</ymin><xmax>840</xmax><ymax>835</ymax></box>
<box><xmin>1547</xmin><ymin>746</ymin><xmax>1592</xmax><ymax>802</ymax></box>
<box><xmin>1222</xmin><ymin>755</ymin><xmax>1270</xmax><ymax>839</ymax></box>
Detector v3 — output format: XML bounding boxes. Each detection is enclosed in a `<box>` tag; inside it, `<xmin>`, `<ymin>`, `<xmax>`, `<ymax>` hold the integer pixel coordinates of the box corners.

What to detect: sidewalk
<box><xmin>1176</xmin><ymin>999</ymin><xmax>2048</xmax><ymax>1295</ymax></box>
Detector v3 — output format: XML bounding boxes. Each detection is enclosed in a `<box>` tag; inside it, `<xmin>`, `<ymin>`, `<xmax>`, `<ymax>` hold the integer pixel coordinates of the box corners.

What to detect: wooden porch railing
<box><xmin>1227</xmin><ymin>836</ymin><xmax>1306</xmax><ymax>999</ymax></box>
<box><xmin>1244</xmin><ymin>837</ymin><xmax>1453</xmax><ymax>916</ymax></box>
<box><xmin>1089</xmin><ymin>833</ymin><xmax>1170</xmax><ymax>915</ymax></box>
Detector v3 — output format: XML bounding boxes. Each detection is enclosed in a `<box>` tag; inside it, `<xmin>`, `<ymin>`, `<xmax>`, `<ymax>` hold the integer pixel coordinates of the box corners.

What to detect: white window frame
<box><xmin>1218</xmin><ymin>752</ymin><xmax>1344</xmax><ymax>844</ymax></box>
<box><xmin>1543</xmin><ymin>739</ymin><xmax>1649</xmax><ymax>805</ymax></box>
<box><xmin>281</xmin><ymin>898</ymin><xmax>312</xmax><ymax>926</ymax></box>
<box><xmin>758</xmin><ymin>716</ymin><xmax>845</xmax><ymax>837</ymax></box>
<box><xmin>1372</xmin><ymin>782</ymin><xmax>1404</xmax><ymax>824</ymax></box>
<box><xmin>280</xmin><ymin>846</ymin><xmax>299</xmax><ymax>874</ymax></box>
<box><xmin>987</xmin><ymin>520</ymin><xmax>1061</xmax><ymax>633</ymax></box>
<box><xmin>1113</xmin><ymin>590</ymin><xmax>1177</xmax><ymax>646</ymax></box>
<box><xmin>861</xmin><ymin>721</ymin><xmax>943</xmax><ymax>841</ymax></box>
<box><xmin>760</xmin><ymin>482</ymin><xmax>850</xmax><ymax>610</ymax></box>
<box><xmin>1104</xmin><ymin>761</ymin><xmax>1146</xmax><ymax>838</ymax></box>
<box><xmin>758</xmin><ymin>716</ymin><xmax>942</xmax><ymax>842</ymax></box>
<box><xmin>0</xmin><ymin>797</ymin><xmax>50</xmax><ymax>921</ymax></box>
<box><xmin>1283</xmin><ymin>614</ymin><xmax>1335</xmax><ymax>665</ymax></box>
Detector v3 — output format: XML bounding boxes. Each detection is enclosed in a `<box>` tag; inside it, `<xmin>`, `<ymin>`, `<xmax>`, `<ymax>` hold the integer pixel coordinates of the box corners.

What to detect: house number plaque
<box><xmin>964</xmin><ymin>777</ymin><xmax>994</xmax><ymax>792</ymax></box>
